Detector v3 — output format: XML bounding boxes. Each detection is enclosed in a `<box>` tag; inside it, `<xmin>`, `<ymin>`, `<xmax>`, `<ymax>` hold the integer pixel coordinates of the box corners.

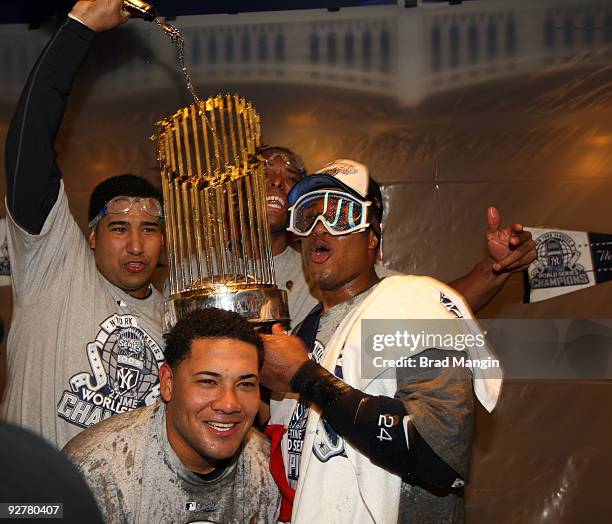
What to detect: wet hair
<box><xmin>163</xmin><ymin>308</ymin><xmax>264</xmax><ymax>370</ymax></box>
<box><xmin>88</xmin><ymin>174</ymin><xmax>163</xmax><ymax>223</ymax></box>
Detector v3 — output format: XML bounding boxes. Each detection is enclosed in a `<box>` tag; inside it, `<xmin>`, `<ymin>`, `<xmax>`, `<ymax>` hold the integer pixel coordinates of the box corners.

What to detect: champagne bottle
<box><xmin>123</xmin><ymin>0</ymin><xmax>158</xmax><ymax>21</ymax></box>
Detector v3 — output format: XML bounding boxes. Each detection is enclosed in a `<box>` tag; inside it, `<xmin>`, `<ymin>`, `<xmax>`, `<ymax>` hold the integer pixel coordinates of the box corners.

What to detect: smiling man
<box><xmin>259</xmin><ymin>146</ymin><xmax>320</xmax><ymax>326</ymax></box>
<box><xmin>1</xmin><ymin>0</ymin><xmax>167</xmax><ymax>449</ymax></box>
<box><xmin>63</xmin><ymin>308</ymin><xmax>280</xmax><ymax>523</ymax></box>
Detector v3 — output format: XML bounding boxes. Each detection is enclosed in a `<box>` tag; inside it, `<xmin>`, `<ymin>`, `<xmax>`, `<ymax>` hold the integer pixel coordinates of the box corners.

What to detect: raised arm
<box><xmin>449</xmin><ymin>206</ymin><xmax>536</xmax><ymax>312</ymax></box>
<box><xmin>5</xmin><ymin>0</ymin><xmax>129</xmax><ymax>234</ymax></box>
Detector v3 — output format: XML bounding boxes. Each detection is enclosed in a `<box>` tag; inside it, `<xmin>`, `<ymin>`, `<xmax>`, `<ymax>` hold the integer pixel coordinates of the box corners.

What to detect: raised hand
<box><xmin>486</xmin><ymin>206</ymin><xmax>537</xmax><ymax>272</ymax></box>
<box><xmin>70</xmin><ymin>0</ymin><xmax>131</xmax><ymax>33</ymax></box>
<box><xmin>259</xmin><ymin>324</ymin><xmax>310</xmax><ymax>393</ymax></box>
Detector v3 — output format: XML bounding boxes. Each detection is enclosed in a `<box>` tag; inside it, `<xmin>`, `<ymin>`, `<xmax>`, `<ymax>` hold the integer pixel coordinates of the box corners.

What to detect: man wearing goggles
<box><xmin>260</xmin><ymin>145</ymin><xmax>307</xmax><ymax>248</ymax></box>
<box><xmin>259</xmin><ymin>145</ymin><xmax>322</xmax><ymax>327</ymax></box>
<box><xmin>264</xmin><ymin>149</ymin><xmax>535</xmax><ymax>329</ymax></box>
<box><xmin>287</xmin><ymin>189</ymin><xmax>371</xmax><ymax>237</ymax></box>
<box><xmin>2</xmin><ymin>0</ymin><xmax>167</xmax><ymax>450</ymax></box>
<box><xmin>86</xmin><ymin>182</ymin><xmax>165</xmax><ymax>300</ymax></box>
<box><xmin>88</xmin><ymin>196</ymin><xmax>164</xmax><ymax>229</ymax></box>
<box><xmin>261</xmin><ymin>159</ymin><xmax>500</xmax><ymax>523</ymax></box>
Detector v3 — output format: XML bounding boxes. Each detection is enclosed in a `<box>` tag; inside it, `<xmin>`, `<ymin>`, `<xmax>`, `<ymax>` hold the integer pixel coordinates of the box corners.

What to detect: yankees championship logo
<box><xmin>57</xmin><ymin>314</ymin><xmax>164</xmax><ymax>429</ymax></box>
<box><xmin>530</xmin><ymin>231</ymin><xmax>589</xmax><ymax>289</ymax></box>
<box><xmin>287</xmin><ymin>339</ymin><xmax>346</xmax><ymax>482</ymax></box>
<box><xmin>312</xmin><ymin>348</ymin><xmax>346</xmax><ymax>463</ymax></box>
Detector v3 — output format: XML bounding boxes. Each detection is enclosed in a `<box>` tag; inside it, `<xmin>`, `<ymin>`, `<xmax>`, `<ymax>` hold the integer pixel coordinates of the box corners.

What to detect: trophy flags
<box><xmin>524</xmin><ymin>227</ymin><xmax>612</xmax><ymax>303</ymax></box>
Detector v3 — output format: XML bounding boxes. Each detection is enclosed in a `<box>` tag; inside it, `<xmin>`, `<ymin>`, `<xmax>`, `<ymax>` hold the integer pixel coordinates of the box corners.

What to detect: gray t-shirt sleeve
<box><xmin>395</xmin><ymin>348</ymin><xmax>474</xmax><ymax>524</ymax></box>
<box><xmin>395</xmin><ymin>347</ymin><xmax>474</xmax><ymax>479</ymax></box>
<box><xmin>6</xmin><ymin>182</ymin><xmax>89</xmax><ymax>303</ymax></box>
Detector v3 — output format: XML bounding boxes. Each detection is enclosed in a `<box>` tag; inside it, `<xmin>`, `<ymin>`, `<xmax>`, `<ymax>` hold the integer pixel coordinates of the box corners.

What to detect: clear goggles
<box><xmin>89</xmin><ymin>196</ymin><xmax>164</xmax><ymax>228</ymax></box>
<box><xmin>263</xmin><ymin>151</ymin><xmax>306</xmax><ymax>178</ymax></box>
<box><xmin>287</xmin><ymin>190</ymin><xmax>371</xmax><ymax>237</ymax></box>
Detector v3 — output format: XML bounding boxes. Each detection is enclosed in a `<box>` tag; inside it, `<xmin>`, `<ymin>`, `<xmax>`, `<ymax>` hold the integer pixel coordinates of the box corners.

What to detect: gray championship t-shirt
<box><xmin>2</xmin><ymin>184</ymin><xmax>166</xmax><ymax>449</ymax></box>
<box><xmin>63</xmin><ymin>402</ymin><xmax>281</xmax><ymax>523</ymax></box>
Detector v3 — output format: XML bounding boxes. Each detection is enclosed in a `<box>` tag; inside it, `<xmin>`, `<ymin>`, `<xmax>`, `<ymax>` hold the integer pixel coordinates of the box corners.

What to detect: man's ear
<box><xmin>368</xmin><ymin>229</ymin><xmax>379</xmax><ymax>251</ymax></box>
<box><xmin>159</xmin><ymin>363</ymin><xmax>173</xmax><ymax>402</ymax></box>
<box><xmin>88</xmin><ymin>228</ymin><xmax>97</xmax><ymax>250</ymax></box>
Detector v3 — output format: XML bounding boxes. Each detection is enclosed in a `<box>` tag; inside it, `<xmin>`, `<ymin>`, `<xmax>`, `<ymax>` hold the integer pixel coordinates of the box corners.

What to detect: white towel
<box><xmin>291</xmin><ymin>275</ymin><xmax>501</xmax><ymax>524</ymax></box>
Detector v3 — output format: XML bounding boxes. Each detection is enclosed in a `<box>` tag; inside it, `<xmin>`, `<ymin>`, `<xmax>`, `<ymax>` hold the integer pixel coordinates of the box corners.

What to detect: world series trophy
<box><xmin>154</xmin><ymin>95</ymin><xmax>289</xmax><ymax>328</ymax></box>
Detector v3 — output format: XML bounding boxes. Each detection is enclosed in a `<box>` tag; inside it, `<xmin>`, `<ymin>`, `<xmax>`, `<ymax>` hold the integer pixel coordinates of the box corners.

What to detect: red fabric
<box><xmin>265</xmin><ymin>424</ymin><xmax>295</xmax><ymax>522</ymax></box>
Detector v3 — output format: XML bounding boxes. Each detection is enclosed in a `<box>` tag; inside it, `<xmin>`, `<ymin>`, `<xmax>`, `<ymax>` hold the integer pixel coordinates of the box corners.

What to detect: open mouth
<box><xmin>125</xmin><ymin>261</ymin><xmax>145</xmax><ymax>273</ymax></box>
<box><xmin>310</xmin><ymin>238</ymin><xmax>332</xmax><ymax>264</ymax></box>
<box><xmin>266</xmin><ymin>195</ymin><xmax>286</xmax><ymax>212</ymax></box>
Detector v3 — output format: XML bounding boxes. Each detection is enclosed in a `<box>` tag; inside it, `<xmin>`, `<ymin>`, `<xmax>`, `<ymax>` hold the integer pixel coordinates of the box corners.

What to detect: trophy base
<box><xmin>164</xmin><ymin>286</ymin><xmax>289</xmax><ymax>330</ymax></box>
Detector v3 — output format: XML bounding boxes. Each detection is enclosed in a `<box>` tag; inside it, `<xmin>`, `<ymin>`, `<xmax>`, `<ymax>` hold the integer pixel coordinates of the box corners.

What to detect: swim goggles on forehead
<box><xmin>287</xmin><ymin>190</ymin><xmax>371</xmax><ymax>237</ymax></box>
<box><xmin>88</xmin><ymin>196</ymin><xmax>164</xmax><ymax>228</ymax></box>
<box><xmin>263</xmin><ymin>151</ymin><xmax>306</xmax><ymax>178</ymax></box>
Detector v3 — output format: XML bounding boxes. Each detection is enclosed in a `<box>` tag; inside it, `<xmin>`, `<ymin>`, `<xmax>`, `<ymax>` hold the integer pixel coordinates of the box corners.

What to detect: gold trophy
<box><xmin>154</xmin><ymin>95</ymin><xmax>289</xmax><ymax>328</ymax></box>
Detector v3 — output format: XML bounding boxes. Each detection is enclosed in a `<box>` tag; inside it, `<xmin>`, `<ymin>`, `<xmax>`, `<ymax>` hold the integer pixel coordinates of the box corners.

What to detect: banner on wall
<box><xmin>524</xmin><ymin>227</ymin><xmax>612</xmax><ymax>303</ymax></box>
<box><xmin>0</xmin><ymin>218</ymin><xmax>10</xmax><ymax>286</ymax></box>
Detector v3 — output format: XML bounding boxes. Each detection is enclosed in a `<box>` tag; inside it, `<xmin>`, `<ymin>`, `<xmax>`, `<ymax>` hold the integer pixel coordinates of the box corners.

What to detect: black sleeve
<box><xmin>5</xmin><ymin>18</ymin><xmax>95</xmax><ymax>234</ymax></box>
<box><xmin>291</xmin><ymin>358</ymin><xmax>466</xmax><ymax>490</ymax></box>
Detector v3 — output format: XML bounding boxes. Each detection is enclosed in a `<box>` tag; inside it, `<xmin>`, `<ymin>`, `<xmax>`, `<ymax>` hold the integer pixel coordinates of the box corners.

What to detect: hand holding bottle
<box><xmin>70</xmin><ymin>0</ymin><xmax>131</xmax><ymax>33</ymax></box>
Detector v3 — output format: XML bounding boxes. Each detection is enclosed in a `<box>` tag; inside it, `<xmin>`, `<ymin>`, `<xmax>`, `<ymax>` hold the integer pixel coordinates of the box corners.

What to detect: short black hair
<box><xmin>163</xmin><ymin>308</ymin><xmax>264</xmax><ymax>370</ymax></box>
<box><xmin>88</xmin><ymin>174</ymin><xmax>163</xmax><ymax>223</ymax></box>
